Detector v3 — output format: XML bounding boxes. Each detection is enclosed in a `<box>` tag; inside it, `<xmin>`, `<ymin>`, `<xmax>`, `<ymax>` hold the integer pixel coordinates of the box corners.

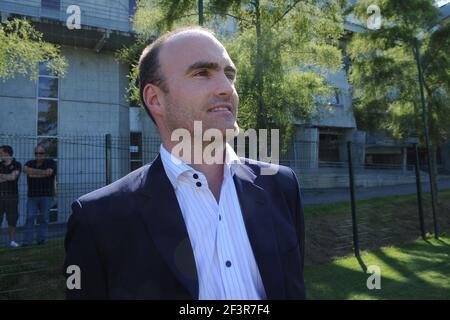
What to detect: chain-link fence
<box><xmin>0</xmin><ymin>134</ymin><xmax>449</xmax><ymax>299</ymax></box>
<box><xmin>297</xmin><ymin>140</ymin><xmax>450</xmax><ymax>268</ymax></box>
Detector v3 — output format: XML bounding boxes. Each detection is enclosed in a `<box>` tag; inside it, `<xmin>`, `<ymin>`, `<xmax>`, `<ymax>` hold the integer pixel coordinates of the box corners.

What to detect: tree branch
<box><xmin>177</xmin><ymin>11</ymin><xmax>253</xmax><ymax>24</ymax></box>
<box><xmin>272</xmin><ymin>0</ymin><xmax>303</xmax><ymax>28</ymax></box>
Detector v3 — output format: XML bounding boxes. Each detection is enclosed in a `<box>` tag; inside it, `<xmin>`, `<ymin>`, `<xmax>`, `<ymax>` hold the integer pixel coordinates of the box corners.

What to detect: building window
<box><xmin>130</xmin><ymin>132</ymin><xmax>143</xmax><ymax>172</ymax></box>
<box><xmin>41</xmin><ymin>0</ymin><xmax>60</xmax><ymax>10</ymax></box>
<box><xmin>318</xmin><ymin>132</ymin><xmax>340</xmax><ymax>164</ymax></box>
<box><xmin>37</xmin><ymin>60</ymin><xmax>58</xmax><ymax>159</ymax></box>
<box><xmin>37</xmin><ymin>61</ymin><xmax>59</xmax><ymax>222</ymax></box>
<box><xmin>38</xmin><ymin>100</ymin><xmax>58</xmax><ymax>136</ymax></box>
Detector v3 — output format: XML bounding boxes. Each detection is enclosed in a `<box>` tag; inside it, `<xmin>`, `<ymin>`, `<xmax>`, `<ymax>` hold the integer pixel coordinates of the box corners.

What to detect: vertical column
<box><xmin>294</xmin><ymin>127</ymin><xmax>319</xmax><ymax>169</ymax></box>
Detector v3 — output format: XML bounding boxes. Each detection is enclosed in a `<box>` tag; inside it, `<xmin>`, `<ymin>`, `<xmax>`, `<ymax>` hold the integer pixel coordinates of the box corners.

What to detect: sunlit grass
<box><xmin>305</xmin><ymin>237</ymin><xmax>450</xmax><ymax>299</ymax></box>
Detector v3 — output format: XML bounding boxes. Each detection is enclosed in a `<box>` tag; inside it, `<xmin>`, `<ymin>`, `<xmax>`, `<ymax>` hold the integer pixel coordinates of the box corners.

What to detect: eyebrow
<box><xmin>185</xmin><ymin>61</ymin><xmax>237</xmax><ymax>75</ymax></box>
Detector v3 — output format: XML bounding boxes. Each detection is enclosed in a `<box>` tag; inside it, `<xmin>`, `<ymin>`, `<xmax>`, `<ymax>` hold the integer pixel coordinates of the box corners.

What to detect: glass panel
<box><xmin>39</xmin><ymin>77</ymin><xmax>58</xmax><ymax>98</ymax></box>
<box><xmin>38</xmin><ymin>100</ymin><xmax>58</xmax><ymax>136</ymax></box>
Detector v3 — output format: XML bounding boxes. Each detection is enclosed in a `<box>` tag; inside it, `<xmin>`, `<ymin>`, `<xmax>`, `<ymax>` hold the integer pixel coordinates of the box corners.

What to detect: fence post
<box><xmin>347</xmin><ymin>141</ymin><xmax>361</xmax><ymax>260</ymax></box>
<box><xmin>105</xmin><ymin>134</ymin><xmax>112</xmax><ymax>185</ymax></box>
<box><xmin>413</xmin><ymin>143</ymin><xmax>426</xmax><ymax>240</ymax></box>
<box><xmin>429</xmin><ymin>146</ymin><xmax>440</xmax><ymax>239</ymax></box>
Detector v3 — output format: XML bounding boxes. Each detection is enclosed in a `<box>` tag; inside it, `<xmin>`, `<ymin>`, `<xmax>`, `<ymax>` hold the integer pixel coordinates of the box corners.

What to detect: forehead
<box><xmin>159</xmin><ymin>31</ymin><xmax>235</xmax><ymax>75</ymax></box>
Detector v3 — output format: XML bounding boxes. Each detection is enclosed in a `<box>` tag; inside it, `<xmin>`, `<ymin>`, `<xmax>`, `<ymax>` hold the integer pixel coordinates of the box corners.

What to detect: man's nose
<box><xmin>213</xmin><ymin>73</ymin><xmax>234</xmax><ymax>98</ymax></box>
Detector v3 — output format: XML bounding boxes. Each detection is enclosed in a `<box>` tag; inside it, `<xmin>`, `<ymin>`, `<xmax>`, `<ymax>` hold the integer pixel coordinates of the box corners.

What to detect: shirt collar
<box><xmin>159</xmin><ymin>143</ymin><xmax>242</xmax><ymax>189</ymax></box>
<box><xmin>224</xmin><ymin>142</ymin><xmax>241</xmax><ymax>178</ymax></box>
<box><xmin>159</xmin><ymin>144</ymin><xmax>193</xmax><ymax>189</ymax></box>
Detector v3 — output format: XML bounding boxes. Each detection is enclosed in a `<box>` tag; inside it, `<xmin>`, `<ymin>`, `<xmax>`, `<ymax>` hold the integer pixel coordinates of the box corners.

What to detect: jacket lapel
<box><xmin>233</xmin><ymin>164</ymin><xmax>286</xmax><ymax>299</ymax></box>
<box><xmin>136</xmin><ymin>155</ymin><xmax>199</xmax><ymax>299</ymax></box>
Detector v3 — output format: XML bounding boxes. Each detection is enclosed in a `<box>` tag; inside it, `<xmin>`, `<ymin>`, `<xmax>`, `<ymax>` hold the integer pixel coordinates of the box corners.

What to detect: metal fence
<box><xmin>0</xmin><ymin>134</ymin><xmax>449</xmax><ymax>299</ymax></box>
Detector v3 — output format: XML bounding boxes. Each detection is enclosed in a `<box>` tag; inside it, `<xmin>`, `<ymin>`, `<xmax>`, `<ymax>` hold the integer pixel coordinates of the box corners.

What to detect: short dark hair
<box><xmin>0</xmin><ymin>145</ymin><xmax>13</xmax><ymax>156</ymax></box>
<box><xmin>137</xmin><ymin>26</ymin><xmax>215</xmax><ymax>125</ymax></box>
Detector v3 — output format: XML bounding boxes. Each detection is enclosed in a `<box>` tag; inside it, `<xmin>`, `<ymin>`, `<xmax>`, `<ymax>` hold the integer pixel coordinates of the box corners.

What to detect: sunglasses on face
<box><xmin>35</xmin><ymin>152</ymin><xmax>45</xmax><ymax>155</ymax></box>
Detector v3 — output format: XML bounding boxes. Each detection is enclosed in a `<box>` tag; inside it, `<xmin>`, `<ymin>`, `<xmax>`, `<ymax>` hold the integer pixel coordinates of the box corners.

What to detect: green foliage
<box><xmin>0</xmin><ymin>18</ymin><xmax>67</xmax><ymax>80</ymax></box>
<box><xmin>348</xmin><ymin>0</ymin><xmax>450</xmax><ymax>144</ymax></box>
<box><xmin>119</xmin><ymin>0</ymin><xmax>346</xmax><ymax>152</ymax></box>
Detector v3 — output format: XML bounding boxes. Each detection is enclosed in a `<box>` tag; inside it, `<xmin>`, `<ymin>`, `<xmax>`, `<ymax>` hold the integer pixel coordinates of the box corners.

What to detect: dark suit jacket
<box><xmin>64</xmin><ymin>155</ymin><xmax>306</xmax><ymax>299</ymax></box>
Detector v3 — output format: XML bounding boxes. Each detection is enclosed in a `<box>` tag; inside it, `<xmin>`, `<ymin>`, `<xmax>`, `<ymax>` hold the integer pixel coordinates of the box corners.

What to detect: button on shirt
<box><xmin>159</xmin><ymin>144</ymin><xmax>267</xmax><ymax>300</ymax></box>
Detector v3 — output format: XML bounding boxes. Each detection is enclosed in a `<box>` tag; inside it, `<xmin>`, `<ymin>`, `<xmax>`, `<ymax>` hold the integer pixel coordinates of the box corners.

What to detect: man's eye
<box><xmin>193</xmin><ymin>70</ymin><xmax>209</xmax><ymax>77</ymax></box>
<box><xmin>226</xmin><ymin>73</ymin><xmax>236</xmax><ymax>80</ymax></box>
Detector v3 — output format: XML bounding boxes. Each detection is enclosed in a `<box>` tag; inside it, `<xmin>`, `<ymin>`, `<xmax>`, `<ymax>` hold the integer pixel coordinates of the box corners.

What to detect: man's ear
<box><xmin>143</xmin><ymin>84</ymin><xmax>164</xmax><ymax>119</ymax></box>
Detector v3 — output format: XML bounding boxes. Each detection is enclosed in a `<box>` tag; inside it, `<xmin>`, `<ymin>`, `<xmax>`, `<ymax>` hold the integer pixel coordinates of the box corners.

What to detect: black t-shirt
<box><xmin>25</xmin><ymin>159</ymin><xmax>57</xmax><ymax>197</ymax></box>
<box><xmin>0</xmin><ymin>159</ymin><xmax>22</xmax><ymax>196</ymax></box>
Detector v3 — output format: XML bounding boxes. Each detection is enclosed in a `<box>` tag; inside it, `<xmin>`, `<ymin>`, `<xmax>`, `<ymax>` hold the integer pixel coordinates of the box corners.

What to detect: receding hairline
<box><xmin>159</xmin><ymin>30</ymin><xmax>232</xmax><ymax>76</ymax></box>
<box><xmin>164</xmin><ymin>28</ymin><xmax>219</xmax><ymax>45</ymax></box>
<box><xmin>139</xmin><ymin>27</ymin><xmax>217</xmax><ymax>64</ymax></box>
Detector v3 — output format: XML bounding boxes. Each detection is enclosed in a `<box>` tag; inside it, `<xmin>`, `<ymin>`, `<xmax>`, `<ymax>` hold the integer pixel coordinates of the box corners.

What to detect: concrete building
<box><xmin>0</xmin><ymin>0</ymin><xmax>159</xmax><ymax>227</ymax></box>
<box><xmin>288</xmin><ymin>16</ymin><xmax>366</xmax><ymax>172</ymax></box>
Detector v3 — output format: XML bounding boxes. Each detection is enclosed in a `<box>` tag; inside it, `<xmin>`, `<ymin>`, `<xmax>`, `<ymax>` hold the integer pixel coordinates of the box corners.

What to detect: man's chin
<box><xmin>208</xmin><ymin>121</ymin><xmax>238</xmax><ymax>140</ymax></box>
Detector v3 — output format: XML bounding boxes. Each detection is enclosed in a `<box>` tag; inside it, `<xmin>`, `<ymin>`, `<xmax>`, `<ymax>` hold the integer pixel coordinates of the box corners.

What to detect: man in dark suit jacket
<box><xmin>64</xmin><ymin>26</ymin><xmax>306</xmax><ymax>300</ymax></box>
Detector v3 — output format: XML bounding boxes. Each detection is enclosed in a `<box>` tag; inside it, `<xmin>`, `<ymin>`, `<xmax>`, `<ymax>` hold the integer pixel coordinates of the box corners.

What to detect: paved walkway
<box><xmin>302</xmin><ymin>178</ymin><xmax>450</xmax><ymax>206</ymax></box>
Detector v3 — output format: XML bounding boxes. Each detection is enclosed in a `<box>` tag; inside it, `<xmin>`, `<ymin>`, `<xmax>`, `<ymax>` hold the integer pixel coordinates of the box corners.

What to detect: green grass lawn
<box><xmin>304</xmin><ymin>189</ymin><xmax>450</xmax><ymax>219</ymax></box>
<box><xmin>0</xmin><ymin>240</ymin><xmax>65</xmax><ymax>299</ymax></box>
<box><xmin>305</xmin><ymin>237</ymin><xmax>450</xmax><ymax>299</ymax></box>
<box><xmin>303</xmin><ymin>189</ymin><xmax>450</xmax><ymax>265</ymax></box>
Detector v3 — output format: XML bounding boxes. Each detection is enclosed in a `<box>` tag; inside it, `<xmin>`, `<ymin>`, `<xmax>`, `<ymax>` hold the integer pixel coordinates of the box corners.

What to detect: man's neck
<box><xmin>162</xmin><ymin>141</ymin><xmax>226</xmax><ymax>203</ymax></box>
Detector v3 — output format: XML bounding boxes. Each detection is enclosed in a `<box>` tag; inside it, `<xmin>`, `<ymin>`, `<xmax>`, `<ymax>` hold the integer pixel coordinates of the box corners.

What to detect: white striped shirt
<box><xmin>159</xmin><ymin>143</ymin><xmax>266</xmax><ymax>300</ymax></box>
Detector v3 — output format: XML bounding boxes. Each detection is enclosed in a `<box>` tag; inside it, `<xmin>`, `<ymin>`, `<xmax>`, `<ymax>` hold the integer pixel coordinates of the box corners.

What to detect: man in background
<box><xmin>23</xmin><ymin>145</ymin><xmax>57</xmax><ymax>246</ymax></box>
<box><xmin>0</xmin><ymin>145</ymin><xmax>21</xmax><ymax>248</ymax></box>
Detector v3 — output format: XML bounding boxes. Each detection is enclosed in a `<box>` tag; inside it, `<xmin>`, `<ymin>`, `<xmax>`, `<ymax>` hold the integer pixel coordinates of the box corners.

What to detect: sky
<box><xmin>436</xmin><ymin>0</ymin><xmax>450</xmax><ymax>6</ymax></box>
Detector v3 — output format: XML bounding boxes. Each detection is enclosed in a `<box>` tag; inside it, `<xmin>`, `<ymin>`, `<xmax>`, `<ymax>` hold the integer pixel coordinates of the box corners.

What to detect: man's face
<box><xmin>0</xmin><ymin>149</ymin><xmax>8</xmax><ymax>162</ymax></box>
<box><xmin>157</xmin><ymin>31</ymin><xmax>239</xmax><ymax>137</ymax></box>
<box><xmin>34</xmin><ymin>147</ymin><xmax>45</xmax><ymax>161</ymax></box>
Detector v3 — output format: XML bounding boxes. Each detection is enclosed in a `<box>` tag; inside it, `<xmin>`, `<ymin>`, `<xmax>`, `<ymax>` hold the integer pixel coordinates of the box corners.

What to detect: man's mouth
<box><xmin>207</xmin><ymin>104</ymin><xmax>233</xmax><ymax>114</ymax></box>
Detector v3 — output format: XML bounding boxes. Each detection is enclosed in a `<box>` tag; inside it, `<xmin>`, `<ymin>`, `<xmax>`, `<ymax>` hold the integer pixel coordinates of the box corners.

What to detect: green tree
<box><xmin>0</xmin><ymin>18</ymin><xmax>66</xmax><ymax>80</ymax></box>
<box><xmin>119</xmin><ymin>0</ymin><xmax>346</xmax><ymax>152</ymax></box>
<box><xmin>348</xmin><ymin>0</ymin><xmax>450</xmax><ymax>145</ymax></box>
